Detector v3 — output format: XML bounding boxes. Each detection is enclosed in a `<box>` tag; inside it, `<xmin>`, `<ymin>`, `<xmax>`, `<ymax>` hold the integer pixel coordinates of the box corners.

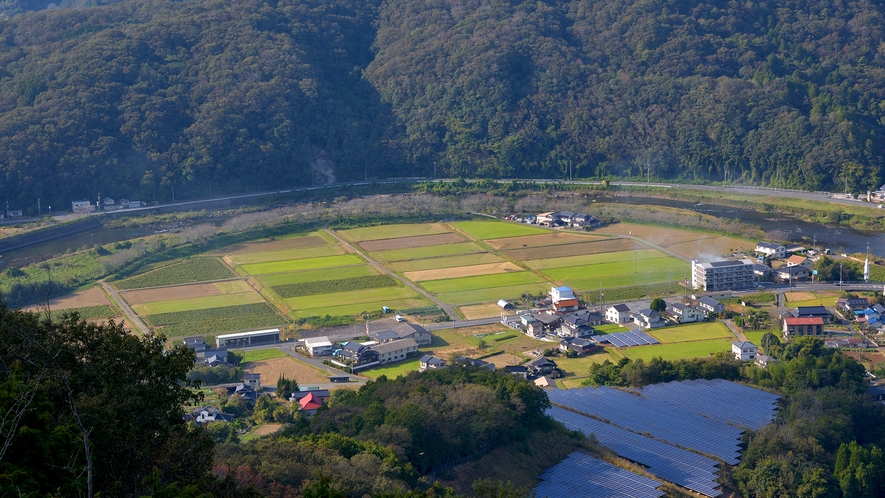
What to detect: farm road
<box><xmin>323</xmin><ymin>228</ymin><xmax>459</xmax><ymax>321</ymax></box>
<box><xmin>100</xmin><ymin>281</ymin><xmax>151</xmax><ymax>335</ymax></box>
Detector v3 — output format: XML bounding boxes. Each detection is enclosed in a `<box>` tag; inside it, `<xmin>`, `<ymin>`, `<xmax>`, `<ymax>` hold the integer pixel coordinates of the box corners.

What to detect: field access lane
<box><xmin>100</xmin><ymin>281</ymin><xmax>151</xmax><ymax>335</ymax></box>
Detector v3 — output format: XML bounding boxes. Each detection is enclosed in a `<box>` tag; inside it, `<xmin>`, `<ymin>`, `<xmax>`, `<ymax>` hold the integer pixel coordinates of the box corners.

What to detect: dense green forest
<box><xmin>0</xmin><ymin>0</ymin><xmax>884</xmax><ymax>212</ymax></box>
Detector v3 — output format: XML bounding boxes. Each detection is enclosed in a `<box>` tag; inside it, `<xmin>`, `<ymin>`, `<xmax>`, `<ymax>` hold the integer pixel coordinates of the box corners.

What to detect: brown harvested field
<box><xmin>404</xmin><ymin>262</ymin><xmax>523</xmax><ymax>282</ymax></box>
<box><xmin>486</xmin><ymin>232</ymin><xmax>605</xmax><ymax>250</ymax></box>
<box><xmin>459</xmin><ymin>303</ymin><xmax>505</xmax><ymax>319</ymax></box>
<box><xmin>503</xmin><ymin>238</ymin><xmax>642</xmax><ymax>261</ymax></box>
<box><xmin>482</xmin><ymin>352</ymin><xmax>523</xmax><ymax>368</ymax></box>
<box><xmin>663</xmin><ymin>236</ymin><xmax>756</xmax><ymax>259</ymax></box>
<box><xmin>121</xmin><ymin>283</ymin><xmax>222</xmax><ymax>305</ymax></box>
<box><xmin>595</xmin><ymin>222</ymin><xmax>754</xmax><ymax>258</ymax></box>
<box><xmin>251</xmin><ymin>424</ymin><xmax>282</xmax><ymax>436</ymax></box>
<box><xmin>215</xmin><ymin>235</ymin><xmax>328</xmax><ymax>256</ymax></box>
<box><xmin>33</xmin><ymin>286</ymin><xmax>111</xmax><ymax>310</ymax></box>
<box><xmin>359</xmin><ymin>233</ymin><xmax>464</xmax><ymax>252</ymax></box>
<box><xmin>785</xmin><ymin>291</ymin><xmax>815</xmax><ymax>302</ymax></box>
<box><xmin>246</xmin><ymin>356</ymin><xmax>329</xmax><ymax>385</ymax></box>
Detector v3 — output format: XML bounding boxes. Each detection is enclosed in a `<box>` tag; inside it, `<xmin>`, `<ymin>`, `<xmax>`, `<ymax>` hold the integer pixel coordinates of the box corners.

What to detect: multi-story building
<box><xmin>691</xmin><ymin>259</ymin><xmax>755</xmax><ymax>291</ymax></box>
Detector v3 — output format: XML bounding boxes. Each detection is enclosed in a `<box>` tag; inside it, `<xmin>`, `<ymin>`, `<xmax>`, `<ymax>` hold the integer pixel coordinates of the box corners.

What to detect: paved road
<box><xmin>100</xmin><ymin>281</ymin><xmax>151</xmax><ymax>335</ymax></box>
<box><xmin>323</xmin><ymin>228</ymin><xmax>459</xmax><ymax>320</ymax></box>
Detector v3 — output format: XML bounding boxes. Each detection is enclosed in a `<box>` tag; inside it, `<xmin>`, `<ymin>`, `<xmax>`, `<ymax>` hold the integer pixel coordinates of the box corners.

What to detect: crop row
<box><xmin>273</xmin><ymin>275</ymin><xmax>398</xmax><ymax>298</ymax></box>
<box><xmin>145</xmin><ymin>303</ymin><xmax>284</xmax><ymax>338</ymax></box>
<box><xmin>115</xmin><ymin>258</ymin><xmax>235</xmax><ymax>289</ymax></box>
<box><xmin>50</xmin><ymin>305</ymin><xmax>119</xmax><ymax>321</ymax></box>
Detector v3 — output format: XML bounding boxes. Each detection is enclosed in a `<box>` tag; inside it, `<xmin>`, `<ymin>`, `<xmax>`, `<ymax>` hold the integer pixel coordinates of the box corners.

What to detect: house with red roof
<box><xmin>299</xmin><ymin>392</ymin><xmax>323</xmax><ymax>415</ymax></box>
<box><xmin>783</xmin><ymin>317</ymin><xmax>824</xmax><ymax>338</ymax></box>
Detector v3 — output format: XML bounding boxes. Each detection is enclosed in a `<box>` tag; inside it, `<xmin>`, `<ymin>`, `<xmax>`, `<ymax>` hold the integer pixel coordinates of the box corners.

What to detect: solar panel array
<box><xmin>534</xmin><ymin>451</ymin><xmax>665</xmax><ymax>498</ymax></box>
<box><xmin>549</xmin><ymin>406</ymin><xmax>722</xmax><ymax>497</ymax></box>
<box><xmin>600</xmin><ymin>330</ymin><xmax>660</xmax><ymax>348</ymax></box>
<box><xmin>632</xmin><ymin>378</ymin><xmax>781</xmax><ymax>430</ymax></box>
<box><xmin>549</xmin><ymin>386</ymin><xmax>745</xmax><ymax>463</ymax></box>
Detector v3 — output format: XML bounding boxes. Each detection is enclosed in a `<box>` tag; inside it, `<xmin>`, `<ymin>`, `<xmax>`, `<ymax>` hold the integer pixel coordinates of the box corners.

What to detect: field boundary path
<box><xmin>323</xmin><ymin>228</ymin><xmax>459</xmax><ymax>321</ymax></box>
<box><xmin>100</xmin><ymin>281</ymin><xmax>151</xmax><ymax>335</ymax></box>
<box><xmin>722</xmin><ymin>319</ymin><xmax>747</xmax><ymax>342</ymax></box>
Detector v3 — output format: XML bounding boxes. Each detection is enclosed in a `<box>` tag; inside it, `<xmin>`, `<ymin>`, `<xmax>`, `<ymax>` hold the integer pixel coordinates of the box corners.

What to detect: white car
<box><xmin>395</xmin><ymin>315</ymin><xmax>405</xmax><ymax>322</ymax></box>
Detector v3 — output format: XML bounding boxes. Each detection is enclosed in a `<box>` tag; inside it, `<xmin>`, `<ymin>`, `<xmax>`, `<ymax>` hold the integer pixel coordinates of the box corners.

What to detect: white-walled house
<box><xmin>732</xmin><ymin>341</ymin><xmax>757</xmax><ymax>361</ymax></box>
<box><xmin>669</xmin><ymin>303</ymin><xmax>705</xmax><ymax>323</ymax></box>
<box><xmin>605</xmin><ymin>304</ymin><xmax>632</xmax><ymax>323</ymax></box>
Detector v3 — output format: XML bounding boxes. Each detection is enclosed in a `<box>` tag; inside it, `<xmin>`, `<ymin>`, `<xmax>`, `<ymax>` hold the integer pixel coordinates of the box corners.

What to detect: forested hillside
<box><xmin>1</xmin><ymin>0</ymin><xmax>884</xmax><ymax>212</ymax></box>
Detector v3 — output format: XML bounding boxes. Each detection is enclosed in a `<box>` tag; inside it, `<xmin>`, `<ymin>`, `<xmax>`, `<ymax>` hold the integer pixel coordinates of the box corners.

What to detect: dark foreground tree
<box><xmin>0</xmin><ymin>304</ymin><xmax>212</xmax><ymax>496</ymax></box>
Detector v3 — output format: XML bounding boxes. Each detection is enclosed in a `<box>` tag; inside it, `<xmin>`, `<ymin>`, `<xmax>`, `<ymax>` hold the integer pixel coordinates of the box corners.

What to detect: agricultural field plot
<box><xmin>273</xmin><ymin>275</ymin><xmax>397</xmax><ymax>298</ymax></box>
<box><xmin>420</xmin><ymin>271</ymin><xmax>547</xmax><ymax>293</ymax></box>
<box><xmin>542</xmin><ymin>257</ymin><xmax>687</xmax><ymax>281</ymax></box>
<box><xmin>388</xmin><ymin>253</ymin><xmax>505</xmax><ymax>272</ymax></box>
<box><xmin>451</xmin><ymin>220</ymin><xmax>550</xmax><ymax>240</ymax></box>
<box><xmin>359</xmin><ymin>233</ymin><xmax>464</xmax><ymax>251</ymax></box>
<box><xmin>48</xmin><ymin>305</ymin><xmax>120</xmax><ymax>322</ymax></box>
<box><xmin>132</xmin><ymin>292</ymin><xmax>265</xmax><ymax>315</ymax></box>
<box><xmin>525</xmin><ymin>249</ymin><xmax>664</xmax><ymax>270</ymax></box>
<box><xmin>438</xmin><ymin>283</ymin><xmax>550</xmax><ymax>305</ymax></box>
<box><xmin>485</xmin><ymin>232</ymin><xmax>606</xmax><ymax>250</ymax></box>
<box><xmin>784</xmin><ymin>291</ymin><xmax>815</xmax><ymax>302</ymax></box>
<box><xmin>647</xmin><ymin>322</ymin><xmax>733</xmax><ymax>343</ymax></box>
<box><xmin>244</xmin><ymin>356</ymin><xmax>330</xmax><ymax>385</ymax></box>
<box><xmin>371</xmin><ymin>242</ymin><xmax>486</xmax><ymax>262</ymax></box>
<box><xmin>459</xmin><ymin>303</ymin><xmax>506</xmax><ymax>319</ymax></box>
<box><xmin>122</xmin><ymin>282</ymin><xmax>226</xmax><ymax>304</ymax></box>
<box><xmin>242</xmin><ymin>349</ymin><xmax>288</xmax><ymax>362</ymax></box>
<box><xmin>337</xmin><ymin>223</ymin><xmax>451</xmax><ymax>242</ymax></box>
<box><xmin>145</xmin><ymin>303</ymin><xmax>284</xmax><ymax>338</ymax></box>
<box><xmin>554</xmin><ymin>352</ymin><xmax>621</xmax><ymax>377</ymax></box>
<box><xmin>238</xmin><ymin>254</ymin><xmax>364</xmax><ymax>275</ymax></box>
<box><xmin>293</xmin><ymin>297</ymin><xmax>433</xmax><ymax>318</ymax></box>
<box><xmin>404</xmin><ymin>262</ymin><xmax>523</xmax><ymax>282</ymax></box>
<box><xmin>663</xmin><ymin>236</ymin><xmax>756</xmax><ymax>260</ymax></box>
<box><xmin>214</xmin><ymin>234</ymin><xmax>329</xmax><ymax>256</ymax></box>
<box><xmin>115</xmin><ymin>257</ymin><xmax>235</xmax><ymax>289</ymax></box>
<box><xmin>228</xmin><ymin>245</ymin><xmax>343</xmax><ymax>265</ymax></box>
<box><xmin>595</xmin><ymin>223</ymin><xmax>754</xmax><ymax>259</ymax></box>
<box><xmin>622</xmin><ymin>339</ymin><xmax>733</xmax><ymax>361</ymax></box>
<box><xmin>27</xmin><ymin>286</ymin><xmax>111</xmax><ymax>311</ymax></box>
<box><xmin>257</xmin><ymin>265</ymin><xmax>379</xmax><ymax>286</ymax></box>
<box><xmin>552</xmin><ymin>270</ymin><xmax>683</xmax><ymax>292</ymax></box>
<box><xmin>503</xmin><ymin>238</ymin><xmax>642</xmax><ymax>261</ymax></box>
<box><xmin>785</xmin><ymin>291</ymin><xmax>840</xmax><ymax>308</ymax></box>
<box><xmin>285</xmin><ymin>286</ymin><xmax>423</xmax><ymax>311</ymax></box>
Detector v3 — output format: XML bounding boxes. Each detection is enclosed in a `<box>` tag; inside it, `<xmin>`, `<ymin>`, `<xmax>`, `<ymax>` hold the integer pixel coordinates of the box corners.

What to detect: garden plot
<box><xmin>115</xmin><ymin>258</ymin><xmax>236</xmax><ymax>289</ymax></box>
<box><xmin>526</xmin><ymin>249</ymin><xmax>664</xmax><ymax>270</ymax></box>
<box><xmin>228</xmin><ymin>245</ymin><xmax>343</xmax><ymax>265</ymax></box>
<box><xmin>216</xmin><ymin>234</ymin><xmax>329</xmax><ymax>256</ymax></box>
<box><xmin>122</xmin><ymin>282</ymin><xmax>224</xmax><ymax>304</ymax></box>
<box><xmin>647</xmin><ymin>322</ymin><xmax>733</xmax><ymax>343</ymax></box>
<box><xmin>338</xmin><ymin>223</ymin><xmax>451</xmax><ymax>242</ymax></box>
<box><xmin>359</xmin><ymin>233</ymin><xmax>464</xmax><ymax>251</ymax></box>
<box><xmin>451</xmin><ymin>220</ymin><xmax>549</xmax><ymax>240</ymax></box>
<box><xmin>244</xmin><ymin>356</ymin><xmax>330</xmax><ymax>385</ymax></box>
<box><xmin>238</xmin><ymin>254</ymin><xmax>364</xmax><ymax>275</ymax></box>
<box><xmin>503</xmin><ymin>238</ymin><xmax>643</xmax><ymax>261</ymax></box>
<box><xmin>404</xmin><ymin>262</ymin><xmax>522</xmax><ymax>282</ymax></box>
<box><xmin>371</xmin><ymin>242</ymin><xmax>486</xmax><ymax>262</ymax></box>
<box><xmin>132</xmin><ymin>292</ymin><xmax>265</xmax><ymax>315</ymax></box>
<box><xmin>459</xmin><ymin>303</ymin><xmax>507</xmax><ymax>319</ymax></box>
<box><xmin>389</xmin><ymin>253</ymin><xmax>505</xmax><ymax>272</ymax></box>
<box><xmin>485</xmin><ymin>232</ymin><xmax>605</xmax><ymax>250</ymax></box>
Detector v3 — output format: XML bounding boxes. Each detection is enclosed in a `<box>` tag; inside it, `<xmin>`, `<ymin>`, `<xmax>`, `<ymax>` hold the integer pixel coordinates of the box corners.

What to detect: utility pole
<box><xmin>171</xmin><ymin>185</ymin><xmax>175</xmax><ymax>203</ymax></box>
<box><xmin>97</xmin><ymin>192</ymin><xmax>101</xmax><ymax>212</ymax></box>
<box><xmin>37</xmin><ymin>198</ymin><xmax>41</xmax><ymax>217</ymax></box>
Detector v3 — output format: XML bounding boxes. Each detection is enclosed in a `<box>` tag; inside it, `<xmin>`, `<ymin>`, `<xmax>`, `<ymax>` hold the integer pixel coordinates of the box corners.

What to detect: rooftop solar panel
<box><xmin>535</xmin><ymin>451</ymin><xmax>665</xmax><ymax>498</ymax></box>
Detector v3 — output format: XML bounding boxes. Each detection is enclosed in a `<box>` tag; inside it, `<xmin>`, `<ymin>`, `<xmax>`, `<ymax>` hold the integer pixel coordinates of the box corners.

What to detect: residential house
<box><xmin>304</xmin><ymin>336</ymin><xmax>334</xmax><ymax>356</ymax></box>
<box><xmin>290</xmin><ymin>389</ymin><xmax>330</xmax><ymax>403</ymax></box>
<box><xmin>793</xmin><ymin>306</ymin><xmax>832</xmax><ymax>324</ymax></box>
<box><xmin>298</xmin><ymin>392</ymin><xmax>324</xmax><ymax>415</ymax></box>
<box><xmin>182</xmin><ymin>336</ymin><xmax>208</xmax><ymax>353</ymax></box>
<box><xmin>732</xmin><ymin>341</ymin><xmax>758</xmax><ymax>361</ymax></box>
<box><xmin>697</xmin><ymin>297</ymin><xmax>725</xmax><ymax>314</ymax></box>
<box><xmin>391</xmin><ymin>323</ymin><xmax>433</xmax><ymax>346</ymax></box>
<box><xmin>456</xmin><ymin>356</ymin><xmax>497</xmax><ymax>372</ymax></box>
<box><xmin>372</xmin><ymin>338</ymin><xmax>419</xmax><ymax>364</ymax></box>
<box><xmin>825</xmin><ymin>337</ymin><xmax>867</xmax><ymax>348</ymax></box>
<box><xmin>776</xmin><ymin>265</ymin><xmax>810</xmax><ymax>280</ymax></box>
<box><xmin>868</xmin><ymin>385</ymin><xmax>885</xmax><ymax>402</ymax></box>
<box><xmin>532</xmin><ymin>313</ymin><xmax>563</xmax><ymax>333</ymax></box>
<box><xmin>755</xmin><ymin>242</ymin><xmax>786</xmax><ymax>259</ymax></box>
<box><xmin>668</xmin><ymin>303</ymin><xmax>705</xmax><ymax>324</ymax></box>
<box><xmin>632</xmin><ymin>309</ymin><xmax>665</xmax><ymax>329</ymax></box>
<box><xmin>419</xmin><ymin>354</ymin><xmax>447</xmax><ymax>372</ymax></box>
<box><xmin>71</xmin><ymin>200</ymin><xmax>92</xmax><ymax>212</ymax></box>
<box><xmin>783</xmin><ymin>317</ymin><xmax>825</xmax><ymax>338</ymax></box>
<box><xmin>558</xmin><ymin>337</ymin><xmax>598</xmax><ymax>356</ymax></box>
<box><xmin>838</xmin><ymin>297</ymin><xmax>871</xmax><ymax>312</ymax></box>
<box><xmin>534</xmin><ymin>376</ymin><xmax>558</xmax><ymax>388</ymax></box>
<box><xmin>526</xmin><ymin>357</ymin><xmax>558</xmax><ymax>378</ymax></box>
<box><xmin>202</xmin><ymin>349</ymin><xmax>229</xmax><ymax>367</ymax></box>
<box><xmin>753</xmin><ymin>264</ymin><xmax>773</xmax><ymax>278</ymax></box>
<box><xmin>537</xmin><ymin>212</ymin><xmax>560</xmax><ymax>227</ymax></box>
<box><xmin>553</xmin><ymin>299</ymin><xmax>580</xmax><ymax>312</ymax></box>
<box><xmin>504</xmin><ymin>365</ymin><xmax>528</xmax><ymax>379</ymax></box>
<box><xmin>244</xmin><ymin>373</ymin><xmax>261</xmax><ymax>390</ymax></box>
<box><xmin>519</xmin><ymin>315</ymin><xmax>544</xmax><ymax>337</ymax></box>
<box><xmin>559</xmin><ymin>311</ymin><xmax>599</xmax><ymax>338</ymax></box>
<box><xmin>785</xmin><ymin>255</ymin><xmax>813</xmax><ymax>269</ymax></box>
<box><xmin>340</xmin><ymin>343</ymin><xmax>379</xmax><ymax>366</ymax></box>
<box><xmin>755</xmin><ymin>354</ymin><xmax>777</xmax><ymax>369</ymax></box>
<box><xmin>190</xmin><ymin>406</ymin><xmax>233</xmax><ymax>424</ymax></box>
<box><xmin>606</xmin><ymin>304</ymin><xmax>633</xmax><ymax>323</ymax></box>
<box><xmin>233</xmin><ymin>382</ymin><xmax>258</xmax><ymax>403</ymax></box>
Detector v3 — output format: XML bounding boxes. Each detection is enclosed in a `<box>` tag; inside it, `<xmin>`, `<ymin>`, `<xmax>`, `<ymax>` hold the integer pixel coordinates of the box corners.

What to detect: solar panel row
<box><xmin>601</xmin><ymin>330</ymin><xmax>660</xmax><ymax>348</ymax></box>
<box><xmin>548</xmin><ymin>407</ymin><xmax>722</xmax><ymax>497</ymax></box>
<box><xmin>549</xmin><ymin>387</ymin><xmax>745</xmax><ymax>463</ymax></box>
<box><xmin>535</xmin><ymin>451</ymin><xmax>665</xmax><ymax>498</ymax></box>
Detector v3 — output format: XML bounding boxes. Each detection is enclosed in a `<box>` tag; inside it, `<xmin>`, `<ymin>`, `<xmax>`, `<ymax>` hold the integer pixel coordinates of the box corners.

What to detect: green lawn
<box><xmin>338</xmin><ymin>223</ymin><xmax>450</xmax><ymax>242</ymax></box>
<box><xmin>542</xmin><ymin>257</ymin><xmax>688</xmax><ymax>281</ymax></box>
<box><xmin>744</xmin><ymin>329</ymin><xmax>780</xmax><ymax>352</ymax></box>
<box><xmin>593</xmin><ymin>324</ymin><xmax>630</xmax><ymax>334</ymax></box>
<box><xmin>553</xmin><ymin>270</ymin><xmax>686</xmax><ymax>292</ymax></box>
<box><xmin>132</xmin><ymin>292</ymin><xmax>264</xmax><ymax>314</ymax></box>
<box><xmin>293</xmin><ymin>296</ymin><xmax>433</xmax><ymax>318</ymax></box>
<box><xmin>437</xmin><ymin>283</ymin><xmax>550</xmax><ymax>305</ymax></box>
<box><xmin>243</xmin><ymin>348</ymin><xmax>288</xmax><ymax>362</ymax></box>
<box><xmin>388</xmin><ymin>253</ymin><xmax>505</xmax><ymax>272</ymax></box>
<box><xmin>361</xmin><ymin>358</ymin><xmax>421</xmax><ymax>379</ymax></box>
<box><xmin>554</xmin><ymin>351</ymin><xmax>621</xmax><ymax>377</ymax></box>
<box><xmin>622</xmin><ymin>339</ymin><xmax>733</xmax><ymax>361</ymax></box>
<box><xmin>525</xmin><ymin>249</ymin><xmax>664</xmax><ymax>270</ymax></box>
<box><xmin>421</xmin><ymin>271</ymin><xmax>546</xmax><ymax>293</ymax></box>
<box><xmin>371</xmin><ymin>242</ymin><xmax>487</xmax><ymax>262</ymax></box>
<box><xmin>230</xmin><ymin>245</ymin><xmax>342</xmax><ymax>265</ymax></box>
<box><xmin>285</xmin><ymin>286</ymin><xmax>420</xmax><ymax>310</ymax></box>
<box><xmin>258</xmin><ymin>265</ymin><xmax>378</xmax><ymax>286</ymax></box>
<box><xmin>647</xmin><ymin>322</ymin><xmax>733</xmax><ymax>343</ymax></box>
<box><xmin>452</xmin><ymin>220</ymin><xmax>550</xmax><ymax>240</ymax></box>
<box><xmin>239</xmin><ymin>254</ymin><xmax>364</xmax><ymax>275</ymax></box>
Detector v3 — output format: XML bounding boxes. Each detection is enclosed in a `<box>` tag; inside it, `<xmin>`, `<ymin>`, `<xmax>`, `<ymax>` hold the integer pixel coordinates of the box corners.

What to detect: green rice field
<box><xmin>115</xmin><ymin>258</ymin><xmax>235</xmax><ymax>289</ymax></box>
<box><xmin>338</xmin><ymin>223</ymin><xmax>450</xmax><ymax>242</ymax></box>
<box><xmin>420</xmin><ymin>271</ymin><xmax>546</xmax><ymax>293</ymax></box>
<box><xmin>551</xmin><ymin>270</ymin><xmax>687</xmax><ymax>292</ymax></box>
<box><xmin>622</xmin><ymin>339</ymin><xmax>733</xmax><ymax>361</ymax></box>
<box><xmin>146</xmin><ymin>303</ymin><xmax>284</xmax><ymax>338</ymax></box>
<box><xmin>371</xmin><ymin>242</ymin><xmax>486</xmax><ymax>262</ymax></box>
<box><xmin>525</xmin><ymin>249</ymin><xmax>663</xmax><ymax>270</ymax></box>
<box><xmin>239</xmin><ymin>254</ymin><xmax>364</xmax><ymax>275</ymax></box>
<box><xmin>452</xmin><ymin>220</ymin><xmax>549</xmax><ymax>240</ymax></box>
<box><xmin>293</xmin><ymin>297</ymin><xmax>433</xmax><ymax>318</ymax></box>
<box><xmin>257</xmin><ymin>265</ymin><xmax>378</xmax><ymax>286</ymax></box>
<box><xmin>542</xmin><ymin>257</ymin><xmax>688</xmax><ymax>281</ymax></box>
<box><xmin>132</xmin><ymin>292</ymin><xmax>264</xmax><ymax>315</ymax></box>
<box><xmin>388</xmin><ymin>253</ymin><xmax>505</xmax><ymax>272</ymax></box>
<box><xmin>285</xmin><ymin>286</ymin><xmax>420</xmax><ymax>310</ymax></box>
<box><xmin>229</xmin><ymin>245</ymin><xmax>342</xmax><ymax>265</ymax></box>
<box><xmin>242</xmin><ymin>349</ymin><xmax>288</xmax><ymax>362</ymax></box>
<box><xmin>438</xmin><ymin>283</ymin><xmax>550</xmax><ymax>305</ymax></box>
<box><xmin>647</xmin><ymin>322</ymin><xmax>733</xmax><ymax>343</ymax></box>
